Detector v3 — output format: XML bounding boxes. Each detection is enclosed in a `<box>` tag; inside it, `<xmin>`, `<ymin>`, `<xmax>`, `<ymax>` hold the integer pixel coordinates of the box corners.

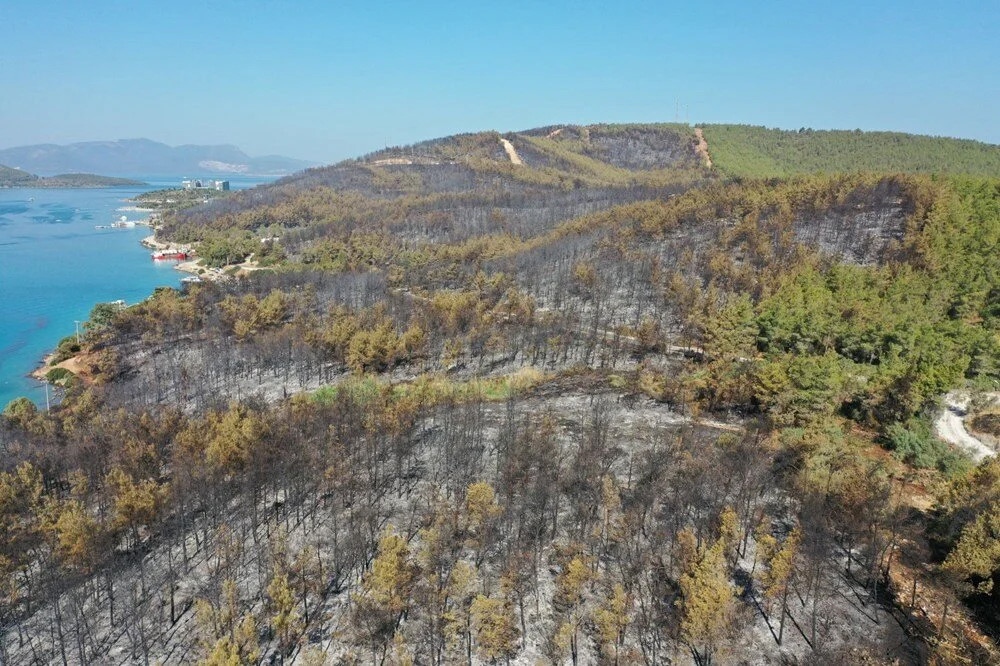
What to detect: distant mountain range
<box><xmin>0</xmin><ymin>139</ymin><xmax>318</xmax><ymax>177</ymax></box>
<box><xmin>0</xmin><ymin>164</ymin><xmax>145</xmax><ymax>188</ymax></box>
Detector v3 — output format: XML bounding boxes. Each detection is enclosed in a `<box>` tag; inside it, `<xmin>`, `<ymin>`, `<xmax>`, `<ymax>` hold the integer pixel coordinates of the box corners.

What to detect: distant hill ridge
<box><xmin>333</xmin><ymin>122</ymin><xmax>1000</xmax><ymax>184</ymax></box>
<box><xmin>0</xmin><ymin>164</ymin><xmax>144</xmax><ymax>188</ymax></box>
<box><xmin>216</xmin><ymin>122</ymin><xmax>1000</xmax><ymax>200</ymax></box>
<box><xmin>0</xmin><ymin>138</ymin><xmax>317</xmax><ymax>177</ymax></box>
<box><xmin>163</xmin><ymin>122</ymin><xmax>1000</xmax><ymax>245</ymax></box>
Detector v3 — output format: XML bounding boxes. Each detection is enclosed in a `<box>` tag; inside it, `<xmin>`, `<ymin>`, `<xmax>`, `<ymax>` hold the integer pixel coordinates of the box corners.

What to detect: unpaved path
<box><xmin>371</xmin><ymin>157</ymin><xmax>415</xmax><ymax>165</ymax></box>
<box><xmin>32</xmin><ymin>352</ymin><xmax>96</xmax><ymax>384</ymax></box>
<box><xmin>369</xmin><ymin>157</ymin><xmax>442</xmax><ymax>166</ymax></box>
<box><xmin>935</xmin><ymin>391</ymin><xmax>998</xmax><ymax>462</ymax></box>
<box><xmin>694</xmin><ymin>127</ymin><xmax>712</xmax><ymax>168</ymax></box>
<box><xmin>141</xmin><ymin>234</ymin><xmax>170</xmax><ymax>250</ymax></box>
<box><xmin>499</xmin><ymin>137</ymin><xmax>523</xmax><ymax>165</ymax></box>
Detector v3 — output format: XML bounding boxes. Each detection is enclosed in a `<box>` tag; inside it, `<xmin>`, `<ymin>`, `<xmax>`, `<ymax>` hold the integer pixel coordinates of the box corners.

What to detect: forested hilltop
<box><xmin>702</xmin><ymin>124</ymin><xmax>1000</xmax><ymax>178</ymax></box>
<box><xmin>3</xmin><ymin>123</ymin><xmax>1000</xmax><ymax>665</ymax></box>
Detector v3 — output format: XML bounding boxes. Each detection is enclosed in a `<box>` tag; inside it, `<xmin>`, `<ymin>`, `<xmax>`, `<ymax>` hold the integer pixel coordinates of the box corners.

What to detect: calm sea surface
<box><xmin>0</xmin><ymin>176</ymin><xmax>274</xmax><ymax>408</ymax></box>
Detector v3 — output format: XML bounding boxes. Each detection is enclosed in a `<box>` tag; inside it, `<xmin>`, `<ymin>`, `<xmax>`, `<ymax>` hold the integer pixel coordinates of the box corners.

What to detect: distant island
<box><xmin>0</xmin><ymin>138</ymin><xmax>318</xmax><ymax>177</ymax></box>
<box><xmin>0</xmin><ymin>164</ymin><xmax>145</xmax><ymax>188</ymax></box>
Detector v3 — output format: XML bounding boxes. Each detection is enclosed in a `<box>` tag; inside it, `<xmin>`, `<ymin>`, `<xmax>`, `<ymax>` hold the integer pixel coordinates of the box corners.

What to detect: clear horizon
<box><xmin>3</xmin><ymin>0</ymin><xmax>998</xmax><ymax>163</ymax></box>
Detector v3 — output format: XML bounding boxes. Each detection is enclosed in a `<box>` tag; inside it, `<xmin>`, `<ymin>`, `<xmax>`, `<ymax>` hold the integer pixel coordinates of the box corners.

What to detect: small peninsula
<box><xmin>0</xmin><ymin>164</ymin><xmax>145</xmax><ymax>188</ymax></box>
<box><xmin>130</xmin><ymin>186</ymin><xmax>231</xmax><ymax>212</ymax></box>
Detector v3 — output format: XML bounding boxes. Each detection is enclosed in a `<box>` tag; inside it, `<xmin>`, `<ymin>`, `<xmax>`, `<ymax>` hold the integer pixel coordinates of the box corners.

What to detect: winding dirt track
<box><xmin>935</xmin><ymin>391</ymin><xmax>998</xmax><ymax>462</ymax></box>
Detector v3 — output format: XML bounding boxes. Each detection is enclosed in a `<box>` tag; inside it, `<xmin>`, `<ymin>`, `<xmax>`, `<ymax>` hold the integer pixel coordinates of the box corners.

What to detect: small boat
<box><xmin>152</xmin><ymin>249</ymin><xmax>188</xmax><ymax>260</ymax></box>
<box><xmin>181</xmin><ymin>276</ymin><xmax>202</xmax><ymax>284</ymax></box>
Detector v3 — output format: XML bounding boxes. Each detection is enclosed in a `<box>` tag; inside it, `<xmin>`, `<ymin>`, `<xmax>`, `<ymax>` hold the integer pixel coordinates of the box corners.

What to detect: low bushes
<box><xmin>883</xmin><ymin>418</ymin><xmax>969</xmax><ymax>476</ymax></box>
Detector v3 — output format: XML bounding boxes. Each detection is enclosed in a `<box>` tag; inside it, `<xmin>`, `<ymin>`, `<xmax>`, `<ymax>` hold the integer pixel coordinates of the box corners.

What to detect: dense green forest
<box><xmin>701</xmin><ymin>124</ymin><xmax>1000</xmax><ymax>178</ymax></box>
<box><xmin>4</xmin><ymin>124</ymin><xmax>1000</xmax><ymax>665</ymax></box>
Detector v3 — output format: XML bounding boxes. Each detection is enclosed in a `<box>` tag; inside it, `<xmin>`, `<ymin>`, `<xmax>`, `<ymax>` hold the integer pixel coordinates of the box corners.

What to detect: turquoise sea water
<box><xmin>0</xmin><ymin>176</ymin><xmax>274</xmax><ymax>408</ymax></box>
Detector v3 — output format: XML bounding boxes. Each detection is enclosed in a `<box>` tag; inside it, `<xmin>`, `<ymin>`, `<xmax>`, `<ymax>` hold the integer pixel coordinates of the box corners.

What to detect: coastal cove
<box><xmin>0</xmin><ymin>176</ymin><xmax>274</xmax><ymax>408</ymax></box>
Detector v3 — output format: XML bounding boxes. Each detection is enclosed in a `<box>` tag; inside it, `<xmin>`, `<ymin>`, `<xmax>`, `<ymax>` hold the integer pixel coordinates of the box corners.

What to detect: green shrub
<box><xmin>50</xmin><ymin>335</ymin><xmax>81</xmax><ymax>364</ymax></box>
<box><xmin>87</xmin><ymin>301</ymin><xmax>123</xmax><ymax>329</ymax></box>
<box><xmin>883</xmin><ymin>418</ymin><xmax>966</xmax><ymax>474</ymax></box>
<box><xmin>936</xmin><ymin>449</ymin><xmax>973</xmax><ymax>479</ymax></box>
<box><xmin>198</xmin><ymin>231</ymin><xmax>262</xmax><ymax>268</ymax></box>
<box><xmin>2</xmin><ymin>397</ymin><xmax>37</xmax><ymax>424</ymax></box>
<box><xmin>45</xmin><ymin>367</ymin><xmax>76</xmax><ymax>386</ymax></box>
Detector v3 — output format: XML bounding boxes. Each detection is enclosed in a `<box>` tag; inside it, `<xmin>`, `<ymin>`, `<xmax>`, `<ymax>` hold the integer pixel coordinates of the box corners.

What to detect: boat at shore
<box><xmin>99</xmin><ymin>215</ymin><xmax>152</xmax><ymax>230</ymax></box>
<box><xmin>152</xmin><ymin>248</ymin><xmax>189</xmax><ymax>260</ymax></box>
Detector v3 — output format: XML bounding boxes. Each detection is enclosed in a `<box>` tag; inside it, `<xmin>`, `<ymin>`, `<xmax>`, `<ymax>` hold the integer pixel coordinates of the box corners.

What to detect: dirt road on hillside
<box><xmin>500</xmin><ymin>137</ymin><xmax>523</xmax><ymax>165</ymax></box>
<box><xmin>935</xmin><ymin>391</ymin><xmax>998</xmax><ymax>462</ymax></box>
<box><xmin>694</xmin><ymin>127</ymin><xmax>712</xmax><ymax>168</ymax></box>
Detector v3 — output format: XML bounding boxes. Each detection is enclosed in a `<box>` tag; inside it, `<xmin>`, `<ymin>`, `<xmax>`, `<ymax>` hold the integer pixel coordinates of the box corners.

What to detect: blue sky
<box><xmin>1</xmin><ymin>0</ymin><xmax>997</xmax><ymax>162</ymax></box>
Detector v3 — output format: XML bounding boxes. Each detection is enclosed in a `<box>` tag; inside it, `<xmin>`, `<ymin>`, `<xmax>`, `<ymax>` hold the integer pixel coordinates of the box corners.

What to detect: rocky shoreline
<box><xmin>26</xmin><ymin>223</ymin><xmax>256</xmax><ymax>394</ymax></box>
<box><xmin>30</xmin><ymin>352</ymin><xmax>90</xmax><ymax>383</ymax></box>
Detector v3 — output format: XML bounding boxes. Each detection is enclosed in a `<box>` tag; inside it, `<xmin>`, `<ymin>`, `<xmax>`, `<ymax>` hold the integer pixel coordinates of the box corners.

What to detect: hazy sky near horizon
<box><xmin>2</xmin><ymin>0</ymin><xmax>997</xmax><ymax>163</ymax></box>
